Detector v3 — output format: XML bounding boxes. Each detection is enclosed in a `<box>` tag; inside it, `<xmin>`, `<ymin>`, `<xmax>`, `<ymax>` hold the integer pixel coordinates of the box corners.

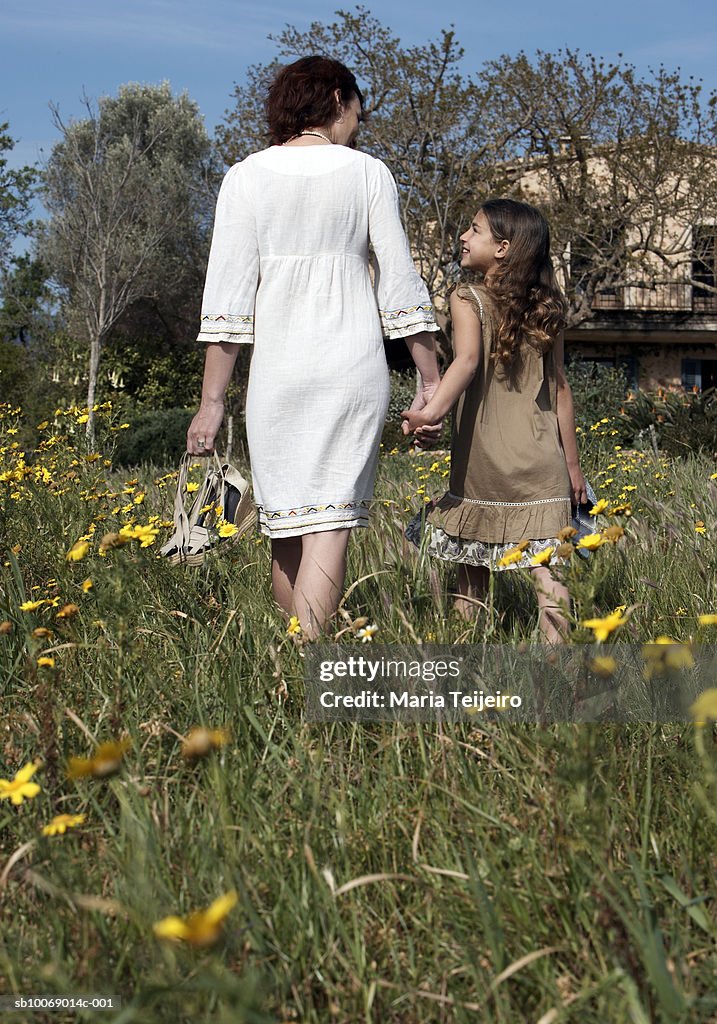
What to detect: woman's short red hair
<box><xmin>265</xmin><ymin>55</ymin><xmax>364</xmax><ymax>145</ymax></box>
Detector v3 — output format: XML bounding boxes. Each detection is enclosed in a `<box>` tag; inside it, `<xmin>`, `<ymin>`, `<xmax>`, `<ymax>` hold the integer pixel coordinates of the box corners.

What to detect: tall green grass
<box><xmin>1</xmin><ymin>405</ymin><xmax>716</xmax><ymax>1022</ymax></box>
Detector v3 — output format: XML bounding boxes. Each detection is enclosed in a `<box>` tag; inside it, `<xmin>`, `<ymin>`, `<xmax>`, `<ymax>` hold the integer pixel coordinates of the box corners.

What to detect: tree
<box><xmin>217</xmin><ymin>13</ymin><xmax>717</xmax><ymax>330</ymax></box>
<box><xmin>0</xmin><ymin>124</ymin><xmax>36</xmax><ymax>275</ymax></box>
<box><xmin>41</xmin><ymin>82</ymin><xmax>213</xmax><ymax>442</ymax></box>
<box><xmin>478</xmin><ymin>50</ymin><xmax>717</xmax><ymax>325</ymax></box>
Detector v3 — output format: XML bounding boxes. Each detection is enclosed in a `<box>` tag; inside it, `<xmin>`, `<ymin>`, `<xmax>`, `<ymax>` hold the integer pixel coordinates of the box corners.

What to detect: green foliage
<box><xmin>619</xmin><ymin>388</ymin><xmax>717</xmax><ymax>457</ymax></box>
<box><xmin>566</xmin><ymin>360</ymin><xmax>632</xmax><ymax>437</ymax></box>
<box><xmin>0</xmin><ymin>340</ymin><xmax>33</xmax><ymax>407</ymax></box>
<box><xmin>111</xmin><ymin>407</ymin><xmax>193</xmax><ymax>467</ymax></box>
<box><xmin>0</xmin><ymin>123</ymin><xmax>36</xmax><ymax>273</ymax></box>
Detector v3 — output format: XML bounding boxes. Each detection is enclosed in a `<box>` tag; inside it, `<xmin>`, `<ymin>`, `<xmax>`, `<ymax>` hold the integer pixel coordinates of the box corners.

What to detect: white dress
<box><xmin>197</xmin><ymin>145</ymin><xmax>438</xmax><ymax>538</ymax></box>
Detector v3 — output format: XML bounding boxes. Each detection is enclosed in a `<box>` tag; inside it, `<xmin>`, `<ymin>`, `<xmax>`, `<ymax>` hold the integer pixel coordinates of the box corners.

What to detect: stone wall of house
<box><xmin>566</xmin><ymin>339</ymin><xmax>717</xmax><ymax>390</ymax></box>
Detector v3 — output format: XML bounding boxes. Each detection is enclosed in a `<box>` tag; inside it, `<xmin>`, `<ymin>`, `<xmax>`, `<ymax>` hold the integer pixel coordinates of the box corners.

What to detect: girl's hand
<box><xmin>400</xmin><ymin>385</ymin><xmax>443</xmax><ymax>444</ymax></box>
<box><xmin>568</xmin><ymin>462</ymin><xmax>588</xmax><ymax>506</ymax></box>
<box><xmin>187</xmin><ymin>399</ymin><xmax>224</xmax><ymax>455</ymax></box>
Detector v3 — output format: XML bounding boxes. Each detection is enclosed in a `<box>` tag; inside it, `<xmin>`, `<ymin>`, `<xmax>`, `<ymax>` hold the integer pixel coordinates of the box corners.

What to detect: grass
<box><xmin>1</xmin><ymin>403</ymin><xmax>716</xmax><ymax>1022</ymax></box>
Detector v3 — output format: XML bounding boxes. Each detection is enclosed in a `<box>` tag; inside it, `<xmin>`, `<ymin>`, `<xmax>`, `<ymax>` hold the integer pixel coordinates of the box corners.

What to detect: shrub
<box><xmin>112</xmin><ymin>407</ymin><xmax>193</xmax><ymax>467</ymax></box>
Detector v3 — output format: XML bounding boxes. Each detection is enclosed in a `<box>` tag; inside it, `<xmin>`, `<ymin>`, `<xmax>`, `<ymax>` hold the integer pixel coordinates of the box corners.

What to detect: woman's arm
<box><xmin>553</xmin><ymin>334</ymin><xmax>588</xmax><ymax>505</ymax></box>
<box><xmin>401</xmin><ymin>289</ymin><xmax>481</xmax><ymax>432</ymax></box>
<box><xmin>186</xmin><ymin>343</ymin><xmax>240</xmax><ymax>454</ymax></box>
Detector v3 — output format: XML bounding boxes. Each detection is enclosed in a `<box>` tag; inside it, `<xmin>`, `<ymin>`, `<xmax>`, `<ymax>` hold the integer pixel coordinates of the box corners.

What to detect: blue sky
<box><xmin>2</xmin><ymin>0</ymin><xmax>716</xmax><ymax>171</ymax></box>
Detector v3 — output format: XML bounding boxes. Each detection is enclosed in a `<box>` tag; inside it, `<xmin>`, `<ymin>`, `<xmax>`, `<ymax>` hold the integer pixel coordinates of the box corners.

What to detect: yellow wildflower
<box><xmin>217</xmin><ymin>522</ymin><xmax>238</xmax><ymax>539</ymax></box>
<box><xmin>581</xmin><ymin>607</ymin><xmax>628</xmax><ymax>642</ymax></box>
<box><xmin>67</xmin><ymin>739</ymin><xmax>130</xmax><ymax>780</ymax></box>
<box><xmin>76</xmin><ymin>414</ymin><xmax>89</xmax><ymax>424</ymax></box>
<box><xmin>590</xmin><ymin>656</ymin><xmax>617</xmax><ymax>678</ymax></box>
<box><xmin>589</xmin><ymin>499</ymin><xmax>609</xmax><ymax>516</ymax></box>
<box><xmin>181</xmin><ymin>727</ymin><xmax>231</xmax><ymax>761</ymax></box>
<box><xmin>697</xmin><ymin>614</ymin><xmax>717</xmax><ymax>627</ymax></box>
<box><xmin>32</xmin><ymin>627</ymin><xmax>53</xmax><ymax>638</ymax></box>
<box><xmin>557</xmin><ymin>526</ymin><xmax>578</xmax><ymax>542</ymax></box>
<box><xmin>576</xmin><ymin>533</ymin><xmax>605</xmax><ymax>552</ymax></box>
<box><xmin>689</xmin><ymin>689</ymin><xmax>717</xmax><ymax>724</ymax></box>
<box><xmin>602</xmin><ymin>525</ymin><xmax>625</xmax><ymax>543</ymax></box>
<box><xmin>42</xmin><ymin>813</ymin><xmax>86</xmax><ymax>836</ymax></box>
<box><xmin>643</xmin><ymin>637</ymin><xmax>694</xmax><ymax>677</ymax></box>
<box><xmin>531</xmin><ymin>546</ymin><xmax>554</xmax><ymax>566</ymax></box>
<box><xmin>498</xmin><ymin>547</ymin><xmax>525</xmax><ymax>567</ymax></box>
<box><xmin>99</xmin><ymin>532</ymin><xmax>129</xmax><ymax>553</ymax></box>
<box><xmin>287</xmin><ymin>616</ymin><xmax>302</xmax><ymax>636</ymax></box>
<box><xmin>0</xmin><ymin>762</ymin><xmax>41</xmax><ymax>805</ymax></box>
<box><xmin>37</xmin><ymin>656</ymin><xmax>55</xmax><ymax>668</ymax></box>
<box><xmin>81</xmin><ymin>579</ymin><xmax>93</xmax><ymax>592</ymax></box>
<box><xmin>56</xmin><ymin>603</ymin><xmax>80</xmax><ymax>620</ymax></box>
<box><xmin>0</xmin><ymin>620</ymin><xmax>13</xmax><ymax>635</ymax></box>
<box><xmin>153</xmin><ymin>890</ymin><xmax>238</xmax><ymax>947</ymax></box>
<box><xmin>186</xmin><ymin>482</ymin><xmax>199</xmax><ymax>493</ymax></box>
<box><xmin>695</xmin><ymin>522</ymin><xmax>706</xmax><ymax>536</ymax></box>
<box><xmin>19</xmin><ymin>599</ymin><xmax>46</xmax><ymax>612</ymax></box>
<box><xmin>66</xmin><ymin>540</ymin><xmax>89</xmax><ymax>562</ymax></box>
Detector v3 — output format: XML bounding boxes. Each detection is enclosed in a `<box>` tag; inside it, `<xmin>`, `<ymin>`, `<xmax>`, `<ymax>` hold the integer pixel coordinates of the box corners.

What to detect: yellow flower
<box><xmin>81</xmin><ymin>579</ymin><xmax>93</xmax><ymax>592</ymax></box>
<box><xmin>530</xmin><ymin>546</ymin><xmax>554</xmax><ymax>566</ymax></box>
<box><xmin>576</xmin><ymin>533</ymin><xmax>605</xmax><ymax>551</ymax></box>
<box><xmin>0</xmin><ymin>620</ymin><xmax>13</xmax><ymax>635</ymax></box>
<box><xmin>287</xmin><ymin>616</ymin><xmax>302</xmax><ymax>636</ymax></box>
<box><xmin>186</xmin><ymin>482</ymin><xmax>199</xmax><ymax>493</ymax></box>
<box><xmin>42</xmin><ymin>813</ymin><xmax>86</xmax><ymax>836</ymax></box>
<box><xmin>217</xmin><ymin>521</ymin><xmax>238</xmax><ymax>538</ymax></box>
<box><xmin>589</xmin><ymin>499</ymin><xmax>609</xmax><ymax>516</ymax></box>
<box><xmin>695</xmin><ymin>522</ymin><xmax>706</xmax><ymax>536</ymax></box>
<box><xmin>99</xmin><ymin>532</ymin><xmax>129</xmax><ymax>553</ymax></box>
<box><xmin>56</xmin><ymin>603</ymin><xmax>80</xmax><ymax>620</ymax></box>
<box><xmin>67</xmin><ymin>739</ymin><xmax>130</xmax><ymax>780</ymax></box>
<box><xmin>697</xmin><ymin>614</ymin><xmax>717</xmax><ymax>627</ymax></box>
<box><xmin>37</xmin><ymin>656</ymin><xmax>55</xmax><ymax>668</ymax></box>
<box><xmin>557</xmin><ymin>525</ymin><xmax>578</xmax><ymax>542</ymax></box>
<box><xmin>498</xmin><ymin>547</ymin><xmax>525</xmax><ymax>567</ymax></box>
<box><xmin>32</xmin><ymin>627</ymin><xmax>53</xmax><ymax>638</ymax></box>
<box><xmin>602</xmin><ymin>525</ymin><xmax>625</xmax><ymax>543</ymax></box>
<box><xmin>357</xmin><ymin>623</ymin><xmax>378</xmax><ymax>643</ymax></box>
<box><xmin>66</xmin><ymin>540</ymin><xmax>90</xmax><ymax>562</ymax></box>
<box><xmin>181</xmin><ymin>726</ymin><xmax>231</xmax><ymax>761</ymax></box>
<box><xmin>690</xmin><ymin>689</ymin><xmax>717</xmax><ymax>724</ymax></box>
<box><xmin>581</xmin><ymin>607</ymin><xmax>629</xmax><ymax>642</ymax></box>
<box><xmin>589</xmin><ymin>655</ymin><xmax>617</xmax><ymax>678</ymax></box>
<box><xmin>642</xmin><ymin>637</ymin><xmax>694</xmax><ymax>677</ymax></box>
<box><xmin>119</xmin><ymin>523</ymin><xmax>160</xmax><ymax>547</ymax></box>
<box><xmin>20</xmin><ymin>599</ymin><xmax>46</xmax><ymax>612</ymax></box>
<box><xmin>76</xmin><ymin>414</ymin><xmax>89</xmax><ymax>425</ymax></box>
<box><xmin>0</xmin><ymin>762</ymin><xmax>41</xmax><ymax>804</ymax></box>
<box><xmin>153</xmin><ymin>890</ymin><xmax>238</xmax><ymax>946</ymax></box>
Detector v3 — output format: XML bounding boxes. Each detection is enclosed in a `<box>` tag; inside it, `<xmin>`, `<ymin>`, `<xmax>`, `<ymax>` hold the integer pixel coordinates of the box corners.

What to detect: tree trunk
<box><xmin>85</xmin><ymin>334</ymin><xmax>101</xmax><ymax>447</ymax></box>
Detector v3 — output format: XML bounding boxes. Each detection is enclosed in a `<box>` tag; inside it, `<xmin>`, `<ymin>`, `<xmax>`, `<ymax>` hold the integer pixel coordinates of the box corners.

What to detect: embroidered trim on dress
<box><xmin>380</xmin><ymin>304</ymin><xmax>434</xmax><ymax>322</ymax></box>
<box><xmin>448</xmin><ymin>492</ymin><xmax>569</xmax><ymax>508</ymax></box>
<box><xmin>257</xmin><ymin>499</ymin><xmax>371</xmax><ymax>520</ymax></box>
<box><xmin>379</xmin><ymin>304</ymin><xmax>437</xmax><ymax>341</ymax></box>
<box><xmin>200</xmin><ymin>313</ymin><xmax>254</xmax><ymax>334</ymax></box>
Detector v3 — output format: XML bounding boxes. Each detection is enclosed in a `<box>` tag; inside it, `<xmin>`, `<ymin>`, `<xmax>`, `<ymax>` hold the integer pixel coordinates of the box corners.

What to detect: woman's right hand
<box><xmin>187</xmin><ymin>398</ymin><xmax>224</xmax><ymax>455</ymax></box>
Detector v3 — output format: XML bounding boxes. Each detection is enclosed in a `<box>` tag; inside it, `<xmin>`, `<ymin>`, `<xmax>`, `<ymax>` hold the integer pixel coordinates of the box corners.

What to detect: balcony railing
<box><xmin>591</xmin><ymin>282</ymin><xmax>717</xmax><ymax>313</ymax></box>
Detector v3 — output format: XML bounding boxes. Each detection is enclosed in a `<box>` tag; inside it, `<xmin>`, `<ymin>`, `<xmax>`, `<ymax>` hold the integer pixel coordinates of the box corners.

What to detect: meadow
<box><xmin>1</xmin><ymin>400</ymin><xmax>716</xmax><ymax>1023</ymax></box>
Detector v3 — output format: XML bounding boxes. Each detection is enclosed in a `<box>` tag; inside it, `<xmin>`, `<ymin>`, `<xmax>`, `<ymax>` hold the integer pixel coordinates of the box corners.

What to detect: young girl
<box><xmin>402</xmin><ymin>199</ymin><xmax>587</xmax><ymax>643</ymax></box>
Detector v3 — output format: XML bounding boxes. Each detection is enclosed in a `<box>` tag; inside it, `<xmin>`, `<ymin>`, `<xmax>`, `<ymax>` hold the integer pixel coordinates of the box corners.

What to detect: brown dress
<box><xmin>425</xmin><ymin>283</ymin><xmax>571</xmax><ymax>569</ymax></box>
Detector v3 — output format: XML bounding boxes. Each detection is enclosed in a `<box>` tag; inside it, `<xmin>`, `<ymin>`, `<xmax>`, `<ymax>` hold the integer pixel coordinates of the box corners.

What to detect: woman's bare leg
<box><xmin>293</xmin><ymin>529</ymin><xmax>351</xmax><ymax>638</ymax></box>
<box><xmin>271</xmin><ymin>537</ymin><xmax>302</xmax><ymax>615</ymax></box>
<box><xmin>455</xmin><ymin>563</ymin><xmax>489</xmax><ymax>620</ymax></box>
<box><xmin>530</xmin><ymin>566</ymin><xmax>571</xmax><ymax>644</ymax></box>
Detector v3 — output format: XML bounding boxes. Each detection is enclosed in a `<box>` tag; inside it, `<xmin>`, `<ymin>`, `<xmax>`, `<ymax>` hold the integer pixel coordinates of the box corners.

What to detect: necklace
<box><xmin>287</xmin><ymin>130</ymin><xmax>333</xmax><ymax>145</ymax></box>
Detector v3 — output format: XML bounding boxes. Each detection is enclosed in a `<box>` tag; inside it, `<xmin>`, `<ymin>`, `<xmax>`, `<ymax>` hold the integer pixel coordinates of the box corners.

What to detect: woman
<box><xmin>187</xmin><ymin>56</ymin><xmax>440</xmax><ymax>636</ymax></box>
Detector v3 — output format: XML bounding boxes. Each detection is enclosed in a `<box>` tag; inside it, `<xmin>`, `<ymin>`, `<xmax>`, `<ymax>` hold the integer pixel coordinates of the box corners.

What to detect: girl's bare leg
<box><xmin>530</xmin><ymin>565</ymin><xmax>571</xmax><ymax>644</ymax></box>
<box><xmin>271</xmin><ymin>537</ymin><xmax>303</xmax><ymax>615</ymax></box>
<box><xmin>293</xmin><ymin>529</ymin><xmax>351</xmax><ymax>638</ymax></box>
<box><xmin>455</xmin><ymin>563</ymin><xmax>489</xmax><ymax>620</ymax></box>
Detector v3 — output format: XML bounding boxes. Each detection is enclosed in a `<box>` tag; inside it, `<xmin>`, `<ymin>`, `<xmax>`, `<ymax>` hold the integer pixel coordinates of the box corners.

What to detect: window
<box><xmin>682</xmin><ymin>358</ymin><xmax>717</xmax><ymax>391</ymax></box>
<box><xmin>692</xmin><ymin>226</ymin><xmax>717</xmax><ymax>311</ymax></box>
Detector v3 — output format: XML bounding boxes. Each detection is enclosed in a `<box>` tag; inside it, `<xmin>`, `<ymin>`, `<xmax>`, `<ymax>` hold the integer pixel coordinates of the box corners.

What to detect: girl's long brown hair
<box><xmin>478</xmin><ymin>199</ymin><xmax>566</xmax><ymax>364</ymax></box>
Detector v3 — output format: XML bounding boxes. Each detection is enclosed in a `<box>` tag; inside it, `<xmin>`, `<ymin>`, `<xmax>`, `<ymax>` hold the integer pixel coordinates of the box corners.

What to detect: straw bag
<box><xmin>160</xmin><ymin>451</ymin><xmax>256</xmax><ymax>566</ymax></box>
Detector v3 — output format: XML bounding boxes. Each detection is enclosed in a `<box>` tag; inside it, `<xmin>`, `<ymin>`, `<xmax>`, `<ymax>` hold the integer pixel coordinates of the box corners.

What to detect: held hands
<box><xmin>186</xmin><ymin>399</ymin><xmax>224</xmax><ymax>455</ymax></box>
<box><xmin>401</xmin><ymin>381</ymin><xmax>443</xmax><ymax>449</ymax></box>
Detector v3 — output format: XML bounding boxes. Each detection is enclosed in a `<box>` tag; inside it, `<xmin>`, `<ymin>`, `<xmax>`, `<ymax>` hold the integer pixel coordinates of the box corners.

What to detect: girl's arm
<box><xmin>401</xmin><ymin>290</ymin><xmax>481</xmax><ymax>432</ymax></box>
<box><xmin>553</xmin><ymin>334</ymin><xmax>589</xmax><ymax>505</ymax></box>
